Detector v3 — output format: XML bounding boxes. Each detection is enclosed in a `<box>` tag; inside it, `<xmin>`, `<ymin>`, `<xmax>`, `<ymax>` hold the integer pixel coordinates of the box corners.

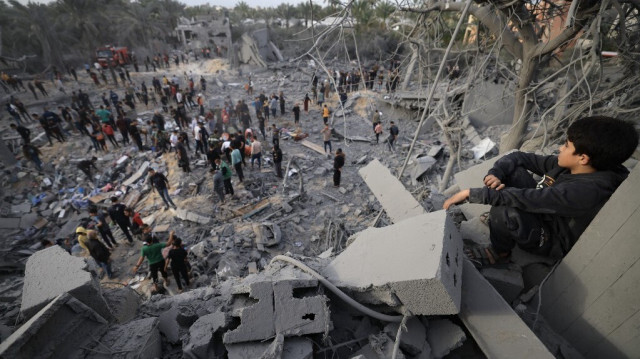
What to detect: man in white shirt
<box><xmin>250</xmin><ymin>138</ymin><xmax>262</xmax><ymax>169</ymax></box>
<box><xmin>170</xmin><ymin>130</ymin><xmax>179</xmax><ymax>152</ymax></box>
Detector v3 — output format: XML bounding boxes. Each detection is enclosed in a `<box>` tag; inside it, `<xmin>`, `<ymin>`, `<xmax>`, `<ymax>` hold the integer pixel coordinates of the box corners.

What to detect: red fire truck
<box><xmin>96</xmin><ymin>45</ymin><xmax>132</xmax><ymax>68</ymax></box>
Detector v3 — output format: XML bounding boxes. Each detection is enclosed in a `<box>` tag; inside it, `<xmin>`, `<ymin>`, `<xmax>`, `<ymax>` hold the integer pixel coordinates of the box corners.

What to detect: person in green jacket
<box><xmin>132</xmin><ymin>230</ymin><xmax>175</xmax><ymax>291</ymax></box>
<box><xmin>231</xmin><ymin>144</ymin><xmax>244</xmax><ymax>182</ymax></box>
<box><xmin>216</xmin><ymin>157</ymin><xmax>234</xmax><ymax>196</ymax></box>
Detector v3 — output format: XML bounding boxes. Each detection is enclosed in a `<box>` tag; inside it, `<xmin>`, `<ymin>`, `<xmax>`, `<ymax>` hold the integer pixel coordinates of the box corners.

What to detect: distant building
<box><xmin>174</xmin><ymin>15</ymin><xmax>232</xmax><ymax>56</ymax></box>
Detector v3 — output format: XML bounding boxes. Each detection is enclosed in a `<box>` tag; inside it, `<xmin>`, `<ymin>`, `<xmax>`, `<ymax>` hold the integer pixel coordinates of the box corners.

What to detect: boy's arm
<box><xmin>468</xmin><ymin>183</ymin><xmax>602</xmax><ymax>216</ymax></box>
<box><xmin>488</xmin><ymin>151</ymin><xmax>557</xmax><ymax>180</ymax></box>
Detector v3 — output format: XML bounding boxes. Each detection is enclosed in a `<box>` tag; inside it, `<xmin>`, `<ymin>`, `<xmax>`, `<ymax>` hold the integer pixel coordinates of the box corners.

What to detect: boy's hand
<box><xmin>443</xmin><ymin>189</ymin><xmax>470</xmax><ymax>210</ymax></box>
<box><xmin>484</xmin><ymin>175</ymin><xmax>505</xmax><ymax>190</ymax></box>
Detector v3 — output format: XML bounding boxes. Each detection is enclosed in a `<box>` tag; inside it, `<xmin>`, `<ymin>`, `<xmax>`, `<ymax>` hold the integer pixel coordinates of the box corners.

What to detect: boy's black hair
<box><xmin>173</xmin><ymin>237</ymin><xmax>182</xmax><ymax>247</ymax></box>
<box><xmin>567</xmin><ymin>116</ymin><xmax>638</xmax><ymax>170</ymax></box>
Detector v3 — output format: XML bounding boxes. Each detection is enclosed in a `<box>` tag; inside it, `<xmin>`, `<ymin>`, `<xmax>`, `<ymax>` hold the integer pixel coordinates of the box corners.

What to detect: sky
<box><xmin>11</xmin><ymin>0</ymin><xmax>312</xmax><ymax>8</ymax></box>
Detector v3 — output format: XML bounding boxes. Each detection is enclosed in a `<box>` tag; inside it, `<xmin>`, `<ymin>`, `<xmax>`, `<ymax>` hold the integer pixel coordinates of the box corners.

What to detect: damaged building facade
<box><xmin>174</xmin><ymin>15</ymin><xmax>232</xmax><ymax>58</ymax></box>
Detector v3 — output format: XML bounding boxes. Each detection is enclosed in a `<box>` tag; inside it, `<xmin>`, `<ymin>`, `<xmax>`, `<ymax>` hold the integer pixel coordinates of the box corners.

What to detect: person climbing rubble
<box><xmin>77</xmin><ymin>157</ymin><xmax>98</xmax><ymax>182</ymax></box>
<box><xmin>108</xmin><ymin>197</ymin><xmax>134</xmax><ymax>244</ymax></box>
<box><xmin>164</xmin><ymin>236</ymin><xmax>190</xmax><ymax>293</ymax></box>
<box><xmin>132</xmin><ymin>230</ymin><xmax>175</xmax><ymax>292</ymax></box>
<box><xmin>148</xmin><ymin>168</ymin><xmax>178</xmax><ymax>210</ymax></box>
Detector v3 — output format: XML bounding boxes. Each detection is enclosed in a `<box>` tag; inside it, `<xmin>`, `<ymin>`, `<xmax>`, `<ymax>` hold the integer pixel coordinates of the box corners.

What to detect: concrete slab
<box><xmin>324</xmin><ymin>211</ymin><xmax>463</xmax><ymax>315</ymax></box>
<box><xmin>20</xmin><ymin>246</ymin><xmax>113</xmax><ymax>321</ymax></box>
<box><xmin>122</xmin><ymin>160</ymin><xmax>149</xmax><ymax>186</ymax></box>
<box><xmin>158</xmin><ymin>305</ymin><xmax>181</xmax><ymax>344</ymax></box>
<box><xmin>223</xmin><ymin>281</ymin><xmax>275</xmax><ymax>344</ymax></box>
<box><xmin>353</xmin><ymin>335</ymin><xmax>406</xmax><ymax>359</ymax></box>
<box><xmin>86</xmin><ymin>317</ymin><xmax>161</xmax><ymax>359</ymax></box>
<box><xmin>0</xmin><ymin>293</ymin><xmax>108</xmax><ymax>359</ymax></box>
<box><xmin>359</xmin><ymin>159</ymin><xmax>425</xmax><ymax>223</ymax></box>
<box><xmin>19</xmin><ymin>212</ymin><xmax>39</xmax><ymax>229</ymax></box>
<box><xmin>273</xmin><ymin>279</ymin><xmax>331</xmax><ymax>336</ymax></box>
<box><xmin>426</xmin><ymin>319</ymin><xmax>466</xmax><ymax>358</ymax></box>
<box><xmin>462</xmin><ymin>79</ymin><xmax>515</xmax><ymax>127</ymax></box>
<box><xmin>481</xmin><ymin>267</ymin><xmax>524</xmax><ymax>303</ymax></box>
<box><xmin>11</xmin><ymin>202</ymin><xmax>31</xmax><ymax>214</ymax></box>
<box><xmin>458</xmin><ymin>260</ymin><xmax>553</xmax><ymax>359</ymax></box>
<box><xmin>183</xmin><ymin>311</ymin><xmax>227</xmax><ymax>359</ymax></box>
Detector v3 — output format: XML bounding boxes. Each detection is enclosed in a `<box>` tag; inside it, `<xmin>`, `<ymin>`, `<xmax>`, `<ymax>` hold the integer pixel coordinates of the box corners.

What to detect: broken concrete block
<box><xmin>383</xmin><ymin>317</ymin><xmax>427</xmax><ymax>356</ymax></box>
<box><xmin>460</xmin><ymin>217</ymin><xmax>490</xmax><ymax>246</ymax></box>
<box><xmin>412</xmin><ymin>155</ymin><xmax>437</xmax><ymax>184</ymax></box>
<box><xmin>122</xmin><ymin>160</ymin><xmax>149</xmax><ymax>186</ymax></box>
<box><xmin>183</xmin><ymin>311</ymin><xmax>227</xmax><ymax>359</ymax></box>
<box><xmin>253</xmin><ymin>222</ymin><xmax>281</xmax><ymax>247</ymax></box>
<box><xmin>20</xmin><ymin>246</ymin><xmax>113</xmax><ymax>321</ymax></box>
<box><xmin>102</xmin><ymin>287</ymin><xmax>141</xmax><ymax>323</ymax></box>
<box><xmin>427</xmin><ymin>145</ymin><xmax>443</xmax><ymax>158</ymax></box>
<box><xmin>158</xmin><ymin>305</ymin><xmax>181</xmax><ymax>344</ymax></box>
<box><xmin>11</xmin><ymin>202</ymin><xmax>31</xmax><ymax>214</ymax></box>
<box><xmin>0</xmin><ymin>293</ymin><xmax>108</xmax><ymax>359</ymax></box>
<box><xmin>273</xmin><ymin>279</ymin><xmax>331</xmax><ymax>336</ymax></box>
<box><xmin>462</xmin><ymin>79</ymin><xmax>515</xmax><ymax>127</ymax></box>
<box><xmin>247</xmin><ymin>262</ymin><xmax>258</xmax><ymax>274</ymax></box>
<box><xmin>426</xmin><ymin>319</ymin><xmax>466</xmax><ymax>358</ymax></box>
<box><xmin>359</xmin><ymin>159</ymin><xmax>425</xmax><ymax>223</ymax></box>
<box><xmin>324</xmin><ymin>211</ymin><xmax>463</xmax><ymax>315</ymax></box>
<box><xmin>481</xmin><ymin>267</ymin><xmax>524</xmax><ymax>303</ymax></box>
<box><xmin>223</xmin><ymin>281</ymin><xmax>275</xmax><ymax>343</ymax></box>
<box><xmin>86</xmin><ymin>317</ymin><xmax>161</xmax><ymax>359</ymax></box>
<box><xmin>177</xmin><ymin>305</ymin><xmax>199</xmax><ymax>327</ymax></box>
<box><xmin>19</xmin><ymin>212</ymin><xmax>39</xmax><ymax>229</ymax></box>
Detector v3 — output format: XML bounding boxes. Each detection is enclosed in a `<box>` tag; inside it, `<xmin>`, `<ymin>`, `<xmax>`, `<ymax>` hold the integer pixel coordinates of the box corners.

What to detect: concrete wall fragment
<box><xmin>324</xmin><ymin>210</ymin><xmax>463</xmax><ymax>315</ymax></box>
<box><xmin>359</xmin><ymin>159</ymin><xmax>425</xmax><ymax>223</ymax></box>
<box><xmin>20</xmin><ymin>245</ymin><xmax>113</xmax><ymax>321</ymax></box>
<box><xmin>541</xmin><ymin>164</ymin><xmax>640</xmax><ymax>358</ymax></box>
<box><xmin>0</xmin><ymin>293</ymin><xmax>108</xmax><ymax>359</ymax></box>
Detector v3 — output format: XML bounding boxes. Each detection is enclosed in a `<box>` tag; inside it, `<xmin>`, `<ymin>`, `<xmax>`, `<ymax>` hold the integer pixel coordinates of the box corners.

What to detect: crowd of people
<box><xmin>5</xmin><ymin>55</ymin><xmax>408</xmax><ymax>293</ymax></box>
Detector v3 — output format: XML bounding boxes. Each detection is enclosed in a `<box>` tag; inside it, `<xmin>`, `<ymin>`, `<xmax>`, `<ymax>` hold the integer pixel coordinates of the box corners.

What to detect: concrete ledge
<box><xmin>459</xmin><ymin>260</ymin><xmax>553</xmax><ymax>359</ymax></box>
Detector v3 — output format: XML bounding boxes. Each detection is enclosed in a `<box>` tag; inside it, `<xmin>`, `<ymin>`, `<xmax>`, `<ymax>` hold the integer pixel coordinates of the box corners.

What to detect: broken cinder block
<box><xmin>86</xmin><ymin>317</ymin><xmax>162</xmax><ymax>359</ymax></box>
<box><xmin>324</xmin><ymin>211</ymin><xmax>463</xmax><ymax>315</ymax></box>
<box><xmin>183</xmin><ymin>311</ymin><xmax>227</xmax><ymax>359</ymax></box>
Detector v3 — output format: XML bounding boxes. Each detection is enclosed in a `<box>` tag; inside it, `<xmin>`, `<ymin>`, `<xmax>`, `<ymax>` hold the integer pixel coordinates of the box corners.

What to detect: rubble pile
<box><xmin>0</xmin><ymin>53</ymin><xmax>580</xmax><ymax>358</ymax></box>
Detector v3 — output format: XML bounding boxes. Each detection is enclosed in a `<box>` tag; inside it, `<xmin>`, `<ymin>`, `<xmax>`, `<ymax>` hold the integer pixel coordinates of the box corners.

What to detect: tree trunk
<box><xmin>499</xmin><ymin>56</ymin><xmax>538</xmax><ymax>153</ymax></box>
<box><xmin>401</xmin><ymin>43</ymin><xmax>418</xmax><ymax>90</ymax></box>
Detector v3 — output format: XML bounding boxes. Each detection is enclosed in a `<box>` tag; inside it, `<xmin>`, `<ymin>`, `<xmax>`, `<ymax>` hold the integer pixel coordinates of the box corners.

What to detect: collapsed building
<box><xmin>0</xmin><ymin>39</ymin><xmax>639</xmax><ymax>359</ymax></box>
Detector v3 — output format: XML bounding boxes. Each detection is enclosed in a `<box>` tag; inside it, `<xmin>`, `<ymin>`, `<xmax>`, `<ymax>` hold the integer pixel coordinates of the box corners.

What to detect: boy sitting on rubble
<box><xmin>443</xmin><ymin>116</ymin><xmax>638</xmax><ymax>262</ymax></box>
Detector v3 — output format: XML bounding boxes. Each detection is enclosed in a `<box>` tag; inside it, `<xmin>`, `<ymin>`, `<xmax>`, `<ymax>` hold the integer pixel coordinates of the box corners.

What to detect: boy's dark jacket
<box><xmin>468</xmin><ymin>151</ymin><xmax>628</xmax><ymax>254</ymax></box>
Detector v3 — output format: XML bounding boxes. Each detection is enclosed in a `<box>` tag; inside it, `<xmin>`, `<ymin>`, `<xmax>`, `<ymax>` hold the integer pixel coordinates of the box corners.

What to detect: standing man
<box><xmin>388</xmin><ymin>121</ymin><xmax>399</xmax><ymax>151</ymax></box>
<box><xmin>10</xmin><ymin>123</ymin><xmax>31</xmax><ymax>143</ymax></box>
<box><xmin>108</xmin><ymin>197</ymin><xmax>134</xmax><ymax>244</ymax></box>
<box><xmin>292</xmin><ymin>103</ymin><xmax>300</xmax><ymax>126</ymax></box>
<box><xmin>77</xmin><ymin>157</ymin><xmax>98</xmax><ymax>182</ymax></box>
<box><xmin>333</xmin><ymin>148</ymin><xmax>345</xmax><ymax>187</ymax></box>
<box><xmin>250</xmin><ymin>136</ymin><xmax>262</xmax><ymax>169</ymax></box>
<box><xmin>88</xmin><ymin>207</ymin><xmax>117</xmax><ymax>248</ymax></box>
<box><xmin>321</xmin><ymin>124</ymin><xmax>332</xmax><ymax>155</ymax></box>
<box><xmin>176</xmin><ymin>135</ymin><xmax>191</xmax><ymax>173</ymax></box>
<box><xmin>322</xmin><ymin>104</ymin><xmax>330</xmax><ymax>125</ymax></box>
<box><xmin>148</xmin><ymin>168</ymin><xmax>178</xmax><ymax>210</ymax></box>
<box><xmin>215</xmin><ymin>157</ymin><xmax>234</xmax><ymax>196</ymax></box>
<box><xmin>212</xmin><ymin>168</ymin><xmax>225</xmax><ymax>204</ymax></box>
<box><xmin>231</xmin><ymin>143</ymin><xmax>244</xmax><ymax>183</ymax></box>
<box><xmin>164</xmin><ymin>236</ymin><xmax>190</xmax><ymax>292</ymax></box>
<box><xmin>272</xmin><ymin>144</ymin><xmax>283</xmax><ymax>178</ymax></box>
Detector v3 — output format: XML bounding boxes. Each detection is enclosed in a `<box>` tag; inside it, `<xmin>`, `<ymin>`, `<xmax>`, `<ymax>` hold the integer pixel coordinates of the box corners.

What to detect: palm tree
<box><xmin>55</xmin><ymin>0</ymin><xmax>104</xmax><ymax>54</ymax></box>
<box><xmin>351</xmin><ymin>0</ymin><xmax>376</xmax><ymax>30</ymax></box>
<box><xmin>276</xmin><ymin>3</ymin><xmax>295</xmax><ymax>28</ymax></box>
<box><xmin>7</xmin><ymin>1</ymin><xmax>65</xmax><ymax>69</ymax></box>
<box><xmin>375</xmin><ymin>0</ymin><xmax>396</xmax><ymax>29</ymax></box>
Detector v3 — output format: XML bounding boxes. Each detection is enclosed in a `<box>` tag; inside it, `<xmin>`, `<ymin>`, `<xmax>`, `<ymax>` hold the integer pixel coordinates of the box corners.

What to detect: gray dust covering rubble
<box><xmin>4</xmin><ymin>18</ymin><xmax>638</xmax><ymax>357</ymax></box>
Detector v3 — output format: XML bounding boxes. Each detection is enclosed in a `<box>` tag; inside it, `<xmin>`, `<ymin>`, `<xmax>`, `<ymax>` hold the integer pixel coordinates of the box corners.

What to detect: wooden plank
<box><xmin>123</xmin><ymin>161</ymin><xmax>150</xmax><ymax>186</ymax></box>
<box><xmin>299</xmin><ymin>140</ymin><xmax>326</xmax><ymax>155</ymax></box>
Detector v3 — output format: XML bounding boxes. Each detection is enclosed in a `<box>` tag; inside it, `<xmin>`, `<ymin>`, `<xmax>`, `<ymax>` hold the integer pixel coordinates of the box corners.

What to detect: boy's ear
<box><xmin>578</xmin><ymin>153</ymin><xmax>591</xmax><ymax>166</ymax></box>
